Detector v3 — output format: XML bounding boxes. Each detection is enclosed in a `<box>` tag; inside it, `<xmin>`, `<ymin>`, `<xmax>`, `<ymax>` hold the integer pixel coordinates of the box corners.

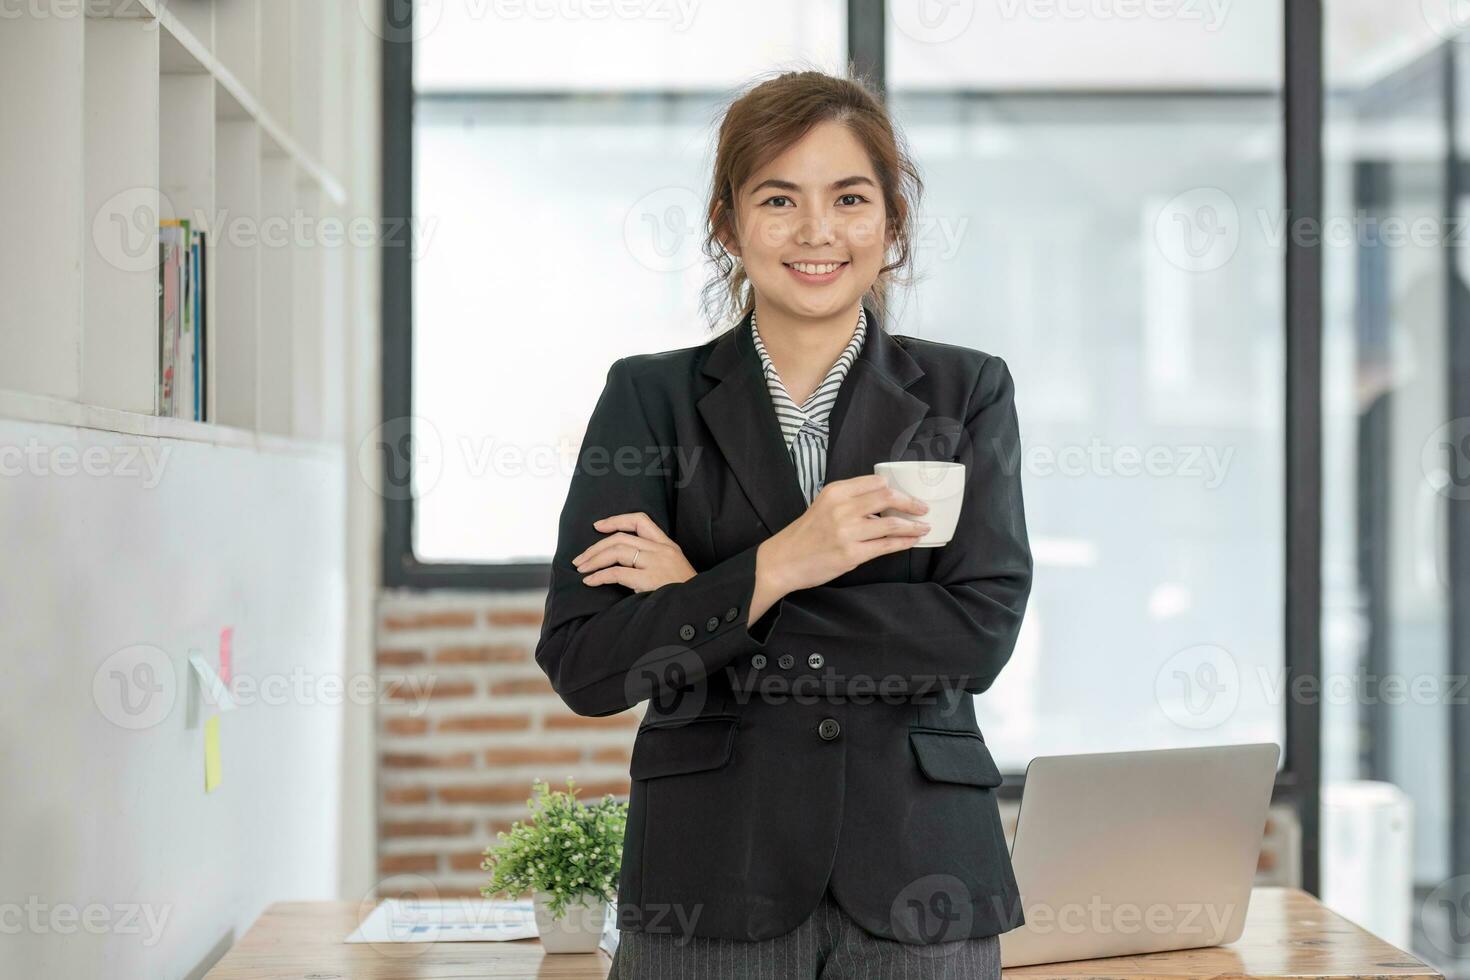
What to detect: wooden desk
<box><xmin>204</xmin><ymin>887</ymin><xmax>1443</xmax><ymax>979</ymax></box>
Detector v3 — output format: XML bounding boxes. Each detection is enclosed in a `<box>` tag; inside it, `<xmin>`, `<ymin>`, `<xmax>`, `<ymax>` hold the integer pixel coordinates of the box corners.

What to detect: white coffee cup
<box><xmin>874</xmin><ymin>461</ymin><xmax>966</xmax><ymax>547</ymax></box>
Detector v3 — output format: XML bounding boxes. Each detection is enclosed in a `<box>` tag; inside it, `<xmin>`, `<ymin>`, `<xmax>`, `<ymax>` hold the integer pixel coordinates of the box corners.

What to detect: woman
<box><xmin>535</xmin><ymin>69</ymin><xmax>1032</xmax><ymax>979</ymax></box>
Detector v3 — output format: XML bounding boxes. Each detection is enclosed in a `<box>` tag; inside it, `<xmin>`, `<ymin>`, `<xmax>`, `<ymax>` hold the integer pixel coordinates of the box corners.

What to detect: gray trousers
<box><xmin>608</xmin><ymin>886</ymin><xmax>1002</xmax><ymax>979</ymax></box>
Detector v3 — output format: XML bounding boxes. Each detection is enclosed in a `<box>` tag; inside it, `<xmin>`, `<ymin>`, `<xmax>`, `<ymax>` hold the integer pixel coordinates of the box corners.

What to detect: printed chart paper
<box><xmin>345</xmin><ymin>898</ymin><xmax>538</xmax><ymax>943</ymax></box>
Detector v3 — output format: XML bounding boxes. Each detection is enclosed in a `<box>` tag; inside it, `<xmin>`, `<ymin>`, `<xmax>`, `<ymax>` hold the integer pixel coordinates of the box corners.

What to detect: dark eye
<box><xmin>762</xmin><ymin>195</ymin><xmax>793</xmax><ymax>208</ymax></box>
<box><xmin>838</xmin><ymin>193</ymin><xmax>868</xmax><ymax>206</ymax></box>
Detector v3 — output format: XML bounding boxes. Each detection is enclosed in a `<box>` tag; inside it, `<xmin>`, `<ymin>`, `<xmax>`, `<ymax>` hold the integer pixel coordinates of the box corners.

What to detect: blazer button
<box><xmin>705</xmin><ymin>616</ymin><xmax>720</xmax><ymax>632</ymax></box>
<box><xmin>818</xmin><ymin>718</ymin><xmax>841</xmax><ymax>741</ymax></box>
<box><xmin>751</xmin><ymin>654</ymin><xmax>767</xmax><ymax>669</ymax></box>
<box><xmin>777</xmin><ymin>654</ymin><xmax>795</xmax><ymax>669</ymax></box>
<box><xmin>724</xmin><ymin>606</ymin><xmax>739</xmax><ymax>622</ymax></box>
<box><xmin>807</xmin><ymin>653</ymin><xmax>824</xmax><ymax>669</ymax></box>
<box><xmin>678</xmin><ymin>623</ymin><xmax>696</xmax><ymax>641</ymax></box>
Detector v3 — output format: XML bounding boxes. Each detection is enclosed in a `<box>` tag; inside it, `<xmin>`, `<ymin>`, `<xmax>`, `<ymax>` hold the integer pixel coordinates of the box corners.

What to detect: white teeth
<box><xmin>790</xmin><ymin>262</ymin><xmax>843</xmax><ymax>275</ymax></box>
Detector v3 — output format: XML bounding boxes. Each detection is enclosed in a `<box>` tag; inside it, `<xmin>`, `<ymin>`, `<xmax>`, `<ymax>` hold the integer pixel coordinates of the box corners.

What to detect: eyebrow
<box><xmin>749</xmin><ymin>175</ymin><xmax>877</xmax><ymax>196</ymax></box>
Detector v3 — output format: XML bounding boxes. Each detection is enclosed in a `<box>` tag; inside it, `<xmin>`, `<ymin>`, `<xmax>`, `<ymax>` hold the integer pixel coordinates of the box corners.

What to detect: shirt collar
<box><xmin>750</xmin><ymin>305</ymin><xmax>868</xmax><ymax>448</ymax></box>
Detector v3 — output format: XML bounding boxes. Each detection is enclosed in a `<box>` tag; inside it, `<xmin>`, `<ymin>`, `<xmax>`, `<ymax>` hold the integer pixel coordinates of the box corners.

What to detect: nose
<box><xmin>794</xmin><ymin>210</ymin><xmax>837</xmax><ymax>247</ymax></box>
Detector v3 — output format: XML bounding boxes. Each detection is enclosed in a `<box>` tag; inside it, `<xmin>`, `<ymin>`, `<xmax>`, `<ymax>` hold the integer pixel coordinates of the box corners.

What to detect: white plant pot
<box><xmin>532</xmin><ymin>890</ymin><xmax>608</xmax><ymax>954</ymax></box>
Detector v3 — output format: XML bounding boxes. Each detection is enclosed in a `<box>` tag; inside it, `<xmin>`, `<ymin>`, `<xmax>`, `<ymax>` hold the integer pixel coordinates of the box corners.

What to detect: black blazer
<box><xmin>535</xmin><ymin>301</ymin><xmax>1032</xmax><ymax>945</ymax></box>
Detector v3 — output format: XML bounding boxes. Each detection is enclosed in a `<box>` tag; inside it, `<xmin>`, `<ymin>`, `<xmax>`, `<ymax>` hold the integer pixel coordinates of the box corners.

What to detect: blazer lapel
<box><xmin>823</xmin><ymin>302</ymin><xmax>930</xmax><ymax>486</ymax></box>
<box><xmin>696</xmin><ymin>301</ymin><xmax>930</xmax><ymax>535</ymax></box>
<box><xmin>696</xmin><ymin>306</ymin><xmax>810</xmax><ymax>535</ymax></box>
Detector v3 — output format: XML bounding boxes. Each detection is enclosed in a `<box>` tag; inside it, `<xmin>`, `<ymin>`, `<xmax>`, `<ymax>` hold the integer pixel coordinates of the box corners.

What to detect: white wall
<box><xmin>0</xmin><ymin>421</ymin><xmax>346</xmax><ymax>978</ymax></box>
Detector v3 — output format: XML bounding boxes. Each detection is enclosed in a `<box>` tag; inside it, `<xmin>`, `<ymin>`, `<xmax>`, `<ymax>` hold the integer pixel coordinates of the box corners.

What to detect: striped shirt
<box><xmin>750</xmin><ymin>305</ymin><xmax>867</xmax><ymax>506</ymax></box>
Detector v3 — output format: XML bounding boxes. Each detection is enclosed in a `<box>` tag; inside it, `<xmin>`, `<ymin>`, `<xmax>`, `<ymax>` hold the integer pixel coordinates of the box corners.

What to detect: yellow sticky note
<box><xmin>204</xmin><ymin>715</ymin><xmax>222</xmax><ymax>792</ymax></box>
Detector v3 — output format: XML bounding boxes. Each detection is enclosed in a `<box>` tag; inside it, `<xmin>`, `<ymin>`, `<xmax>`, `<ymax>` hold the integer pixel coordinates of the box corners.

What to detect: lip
<box><xmin>783</xmin><ymin>260</ymin><xmax>849</xmax><ymax>285</ymax></box>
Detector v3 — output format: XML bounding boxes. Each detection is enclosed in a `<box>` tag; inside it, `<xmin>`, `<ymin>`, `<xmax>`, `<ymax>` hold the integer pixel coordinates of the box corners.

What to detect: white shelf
<box><xmin>128</xmin><ymin>0</ymin><xmax>347</xmax><ymax>204</ymax></box>
<box><xmin>2</xmin><ymin>0</ymin><xmax>351</xmax><ymax>447</ymax></box>
<box><xmin>82</xmin><ymin>14</ymin><xmax>159</xmax><ymax>415</ymax></box>
<box><xmin>213</xmin><ymin>115</ymin><xmax>262</xmax><ymax>429</ymax></box>
<box><xmin>0</xmin><ymin>10</ymin><xmax>84</xmax><ymax>402</ymax></box>
<box><xmin>0</xmin><ymin>388</ymin><xmax>339</xmax><ymax>458</ymax></box>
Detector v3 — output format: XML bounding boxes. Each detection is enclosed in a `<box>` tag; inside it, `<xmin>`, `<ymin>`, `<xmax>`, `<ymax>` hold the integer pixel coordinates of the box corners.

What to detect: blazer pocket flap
<box><xmin>630</xmin><ymin>717</ymin><xmax>737</xmax><ymax>781</ymax></box>
<box><xmin>909</xmin><ymin>729</ymin><xmax>1003</xmax><ymax>788</ymax></box>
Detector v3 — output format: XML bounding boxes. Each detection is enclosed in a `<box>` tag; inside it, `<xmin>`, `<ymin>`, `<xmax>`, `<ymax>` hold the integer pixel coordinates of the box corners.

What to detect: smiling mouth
<box><xmin>784</xmin><ymin>260</ymin><xmax>849</xmax><ymax>274</ymax></box>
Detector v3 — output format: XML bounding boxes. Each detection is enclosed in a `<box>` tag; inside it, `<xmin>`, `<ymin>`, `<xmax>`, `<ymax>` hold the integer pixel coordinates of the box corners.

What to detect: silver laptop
<box><xmin>999</xmin><ymin>741</ymin><xmax>1280</xmax><ymax>968</ymax></box>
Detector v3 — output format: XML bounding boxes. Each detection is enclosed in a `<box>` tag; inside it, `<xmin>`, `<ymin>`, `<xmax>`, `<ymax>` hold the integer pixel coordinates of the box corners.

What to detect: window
<box><xmin>403</xmin><ymin>2</ymin><xmax>846</xmax><ymax>570</ymax></box>
<box><xmin>885</xmin><ymin>5</ymin><xmax>1286</xmax><ymax>767</ymax></box>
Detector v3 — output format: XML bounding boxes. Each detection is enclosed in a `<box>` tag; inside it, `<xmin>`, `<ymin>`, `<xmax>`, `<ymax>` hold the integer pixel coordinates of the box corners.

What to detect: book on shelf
<box><xmin>158</xmin><ymin>220</ymin><xmax>208</xmax><ymax>421</ymax></box>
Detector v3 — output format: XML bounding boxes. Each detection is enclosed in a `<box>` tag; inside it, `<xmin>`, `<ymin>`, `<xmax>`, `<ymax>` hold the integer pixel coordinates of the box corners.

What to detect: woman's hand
<box><xmin>573</xmin><ymin>512</ymin><xmax>697</xmax><ymax>594</ymax></box>
<box><xmin>756</xmin><ymin>474</ymin><xmax>930</xmax><ymax>600</ymax></box>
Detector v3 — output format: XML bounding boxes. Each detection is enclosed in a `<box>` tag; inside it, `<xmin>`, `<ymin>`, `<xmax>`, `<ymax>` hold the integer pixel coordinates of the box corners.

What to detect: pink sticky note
<box><xmin>219</xmin><ymin>626</ymin><xmax>234</xmax><ymax>687</ymax></box>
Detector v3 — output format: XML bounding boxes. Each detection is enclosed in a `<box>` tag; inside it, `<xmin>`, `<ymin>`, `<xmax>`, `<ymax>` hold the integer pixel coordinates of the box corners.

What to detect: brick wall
<box><xmin>375</xmin><ymin>589</ymin><xmax>638</xmax><ymax>899</ymax></box>
<box><xmin>374</xmin><ymin>590</ymin><xmax>1301</xmax><ymax>899</ymax></box>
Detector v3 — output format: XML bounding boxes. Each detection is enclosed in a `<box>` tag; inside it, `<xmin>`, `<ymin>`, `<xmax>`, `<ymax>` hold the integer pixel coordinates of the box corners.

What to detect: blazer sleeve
<box><xmin>535</xmin><ymin>357</ymin><xmax>779</xmax><ymax>717</ymax></box>
<box><xmin>757</xmin><ymin>354</ymin><xmax>1032</xmax><ymax>696</ymax></box>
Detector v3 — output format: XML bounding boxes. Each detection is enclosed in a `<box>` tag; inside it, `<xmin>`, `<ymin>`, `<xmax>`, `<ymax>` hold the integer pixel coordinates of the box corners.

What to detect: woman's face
<box><xmin>725</xmin><ymin>120</ymin><xmax>888</xmax><ymax>323</ymax></box>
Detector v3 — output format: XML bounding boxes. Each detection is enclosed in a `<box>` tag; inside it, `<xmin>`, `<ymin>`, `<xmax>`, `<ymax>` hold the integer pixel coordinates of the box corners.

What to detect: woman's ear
<box><xmin>713</xmin><ymin>205</ymin><xmax>741</xmax><ymax>259</ymax></box>
<box><xmin>720</xmin><ymin>234</ymin><xmax>741</xmax><ymax>260</ymax></box>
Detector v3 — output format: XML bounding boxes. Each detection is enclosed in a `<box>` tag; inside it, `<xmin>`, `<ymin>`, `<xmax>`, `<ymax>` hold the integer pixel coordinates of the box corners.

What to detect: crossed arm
<box><xmin>534</xmin><ymin>355</ymin><xmax>1033</xmax><ymax>717</ymax></box>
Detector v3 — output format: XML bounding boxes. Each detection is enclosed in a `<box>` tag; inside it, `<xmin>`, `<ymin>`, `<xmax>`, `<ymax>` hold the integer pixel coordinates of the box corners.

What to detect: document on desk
<box><xmin>346</xmin><ymin>896</ymin><xmax>621</xmax><ymax>953</ymax></box>
<box><xmin>345</xmin><ymin>898</ymin><xmax>539</xmax><ymax>943</ymax></box>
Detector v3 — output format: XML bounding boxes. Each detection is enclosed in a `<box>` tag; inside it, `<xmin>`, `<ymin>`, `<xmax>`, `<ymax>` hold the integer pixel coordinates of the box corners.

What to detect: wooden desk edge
<box><xmin>205</xmin><ymin>886</ymin><xmax>1446</xmax><ymax>980</ymax></box>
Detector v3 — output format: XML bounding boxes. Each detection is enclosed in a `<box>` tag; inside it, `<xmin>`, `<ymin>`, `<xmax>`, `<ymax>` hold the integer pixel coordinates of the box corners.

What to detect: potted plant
<box><xmin>481</xmin><ymin>777</ymin><xmax>627</xmax><ymax>953</ymax></box>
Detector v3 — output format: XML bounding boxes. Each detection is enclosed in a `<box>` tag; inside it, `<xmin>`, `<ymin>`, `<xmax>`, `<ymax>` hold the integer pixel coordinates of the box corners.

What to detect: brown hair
<box><xmin>700</xmin><ymin>66</ymin><xmax>924</xmax><ymax>333</ymax></box>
